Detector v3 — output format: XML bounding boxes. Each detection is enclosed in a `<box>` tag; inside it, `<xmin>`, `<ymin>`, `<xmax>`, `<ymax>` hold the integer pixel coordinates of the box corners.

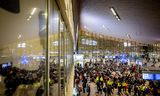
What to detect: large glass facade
<box><xmin>0</xmin><ymin>0</ymin><xmax>74</xmax><ymax>96</ymax></box>
<box><xmin>78</xmin><ymin>30</ymin><xmax>159</xmax><ymax>64</ymax></box>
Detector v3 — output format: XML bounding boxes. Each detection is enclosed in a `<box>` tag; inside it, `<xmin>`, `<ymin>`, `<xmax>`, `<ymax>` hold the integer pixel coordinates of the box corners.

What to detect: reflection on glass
<box><xmin>0</xmin><ymin>0</ymin><xmax>46</xmax><ymax>96</ymax></box>
<box><xmin>0</xmin><ymin>0</ymin><xmax>74</xmax><ymax>95</ymax></box>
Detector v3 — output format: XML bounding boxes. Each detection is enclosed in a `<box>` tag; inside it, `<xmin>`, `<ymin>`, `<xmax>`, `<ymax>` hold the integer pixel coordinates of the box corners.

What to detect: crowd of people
<box><xmin>73</xmin><ymin>59</ymin><xmax>160</xmax><ymax>96</ymax></box>
<box><xmin>0</xmin><ymin>61</ymin><xmax>59</xmax><ymax>96</ymax></box>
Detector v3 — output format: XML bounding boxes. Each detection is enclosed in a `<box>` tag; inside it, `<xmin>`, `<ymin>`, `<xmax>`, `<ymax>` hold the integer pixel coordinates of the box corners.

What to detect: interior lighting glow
<box><xmin>21</xmin><ymin>43</ymin><xmax>26</xmax><ymax>48</ymax></box>
<box><xmin>124</xmin><ymin>42</ymin><xmax>127</xmax><ymax>47</ymax></box>
<box><xmin>52</xmin><ymin>41</ymin><xmax>58</xmax><ymax>46</ymax></box>
<box><xmin>128</xmin><ymin>43</ymin><xmax>131</xmax><ymax>46</ymax></box>
<box><xmin>29</xmin><ymin>16</ymin><xmax>32</xmax><ymax>19</ymax></box>
<box><xmin>110</xmin><ymin>7</ymin><xmax>116</xmax><ymax>16</ymax></box>
<box><xmin>110</xmin><ymin>7</ymin><xmax>121</xmax><ymax>21</ymax></box>
<box><xmin>115</xmin><ymin>15</ymin><xmax>119</xmax><ymax>19</ymax></box>
<box><xmin>31</xmin><ymin>8</ymin><xmax>37</xmax><ymax>15</ymax></box>
<box><xmin>27</xmin><ymin>18</ymin><xmax>30</xmax><ymax>21</ymax></box>
<box><xmin>81</xmin><ymin>39</ymin><xmax>97</xmax><ymax>46</ymax></box>
<box><xmin>18</xmin><ymin>34</ymin><xmax>22</xmax><ymax>39</ymax></box>
<box><xmin>17</xmin><ymin>43</ymin><xmax>26</xmax><ymax>48</ymax></box>
<box><xmin>18</xmin><ymin>44</ymin><xmax>21</xmax><ymax>48</ymax></box>
<box><xmin>54</xmin><ymin>17</ymin><xmax>59</xmax><ymax>21</ymax></box>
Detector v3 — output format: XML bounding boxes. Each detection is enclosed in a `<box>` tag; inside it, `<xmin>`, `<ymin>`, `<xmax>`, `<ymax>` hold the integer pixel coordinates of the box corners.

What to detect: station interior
<box><xmin>0</xmin><ymin>0</ymin><xmax>160</xmax><ymax>96</ymax></box>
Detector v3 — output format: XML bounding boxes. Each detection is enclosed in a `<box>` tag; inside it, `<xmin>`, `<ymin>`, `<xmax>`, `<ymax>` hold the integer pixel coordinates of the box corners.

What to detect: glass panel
<box><xmin>0</xmin><ymin>0</ymin><xmax>46</xmax><ymax>96</ymax></box>
<box><xmin>59</xmin><ymin>18</ymin><xmax>65</xmax><ymax>96</ymax></box>
<box><xmin>49</xmin><ymin>0</ymin><xmax>74</xmax><ymax>95</ymax></box>
<box><xmin>49</xmin><ymin>0</ymin><xmax>59</xmax><ymax>96</ymax></box>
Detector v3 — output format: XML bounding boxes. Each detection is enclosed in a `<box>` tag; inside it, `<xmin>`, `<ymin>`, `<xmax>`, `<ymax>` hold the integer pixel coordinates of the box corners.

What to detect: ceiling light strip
<box><xmin>110</xmin><ymin>7</ymin><xmax>121</xmax><ymax>21</ymax></box>
<box><xmin>31</xmin><ymin>8</ymin><xmax>37</xmax><ymax>15</ymax></box>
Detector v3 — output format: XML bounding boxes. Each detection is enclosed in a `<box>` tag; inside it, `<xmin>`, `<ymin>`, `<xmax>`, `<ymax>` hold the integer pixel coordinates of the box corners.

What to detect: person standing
<box><xmin>88</xmin><ymin>78</ymin><xmax>97</xmax><ymax>96</ymax></box>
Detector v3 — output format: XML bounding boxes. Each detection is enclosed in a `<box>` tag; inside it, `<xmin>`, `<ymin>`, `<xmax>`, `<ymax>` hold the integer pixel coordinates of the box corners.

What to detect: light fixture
<box><xmin>18</xmin><ymin>34</ymin><xmax>22</xmax><ymax>39</ymax></box>
<box><xmin>27</xmin><ymin>15</ymin><xmax>32</xmax><ymax>21</ymax></box>
<box><xmin>27</xmin><ymin>8</ymin><xmax>36</xmax><ymax>21</ymax></box>
<box><xmin>110</xmin><ymin>7</ymin><xmax>121</xmax><ymax>21</ymax></box>
<box><xmin>29</xmin><ymin>16</ymin><xmax>32</xmax><ymax>19</ymax></box>
<box><xmin>124</xmin><ymin>42</ymin><xmax>127</xmax><ymax>47</ymax></box>
<box><xmin>27</xmin><ymin>18</ymin><xmax>30</xmax><ymax>21</ymax></box>
<box><xmin>110</xmin><ymin>7</ymin><xmax>116</xmax><ymax>16</ymax></box>
<box><xmin>31</xmin><ymin>8</ymin><xmax>37</xmax><ymax>15</ymax></box>
<box><xmin>117</xmin><ymin>18</ymin><xmax>120</xmax><ymax>21</ymax></box>
<box><xmin>128</xmin><ymin>43</ymin><xmax>131</xmax><ymax>46</ymax></box>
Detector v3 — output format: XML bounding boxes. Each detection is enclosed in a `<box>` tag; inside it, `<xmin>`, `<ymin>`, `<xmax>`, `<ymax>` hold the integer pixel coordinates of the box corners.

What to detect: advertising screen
<box><xmin>155</xmin><ymin>74</ymin><xmax>160</xmax><ymax>80</ymax></box>
<box><xmin>2</xmin><ymin>62</ymin><xmax>11</xmax><ymax>68</ymax></box>
<box><xmin>20</xmin><ymin>55</ymin><xmax>29</xmax><ymax>65</ymax></box>
<box><xmin>142</xmin><ymin>73</ymin><xmax>154</xmax><ymax>80</ymax></box>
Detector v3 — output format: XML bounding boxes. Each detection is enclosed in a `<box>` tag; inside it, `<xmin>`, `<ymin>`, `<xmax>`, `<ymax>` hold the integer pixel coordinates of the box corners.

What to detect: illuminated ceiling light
<box><xmin>117</xmin><ymin>18</ymin><xmax>120</xmax><ymax>21</ymax></box>
<box><xmin>17</xmin><ymin>42</ymin><xmax>26</xmax><ymax>48</ymax></box>
<box><xmin>124</xmin><ymin>42</ymin><xmax>127</xmax><ymax>47</ymax></box>
<box><xmin>18</xmin><ymin>44</ymin><xmax>21</xmax><ymax>48</ymax></box>
<box><xmin>21</xmin><ymin>43</ymin><xmax>26</xmax><ymax>48</ymax></box>
<box><xmin>18</xmin><ymin>34</ymin><xmax>22</xmax><ymax>39</ymax></box>
<box><xmin>115</xmin><ymin>15</ymin><xmax>119</xmax><ymax>19</ymax></box>
<box><xmin>29</xmin><ymin>16</ymin><xmax>32</xmax><ymax>19</ymax></box>
<box><xmin>128</xmin><ymin>43</ymin><xmax>131</xmax><ymax>46</ymax></box>
<box><xmin>110</xmin><ymin>7</ymin><xmax>121</xmax><ymax>21</ymax></box>
<box><xmin>27</xmin><ymin>18</ymin><xmax>30</xmax><ymax>21</ymax></box>
<box><xmin>26</xmin><ymin>15</ymin><xmax>32</xmax><ymax>21</ymax></box>
<box><xmin>110</xmin><ymin>7</ymin><xmax>116</xmax><ymax>16</ymax></box>
<box><xmin>31</xmin><ymin>8</ymin><xmax>37</xmax><ymax>15</ymax></box>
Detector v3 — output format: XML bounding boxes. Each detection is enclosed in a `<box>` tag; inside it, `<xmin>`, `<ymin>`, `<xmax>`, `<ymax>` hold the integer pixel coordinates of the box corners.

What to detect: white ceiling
<box><xmin>80</xmin><ymin>0</ymin><xmax>160</xmax><ymax>44</ymax></box>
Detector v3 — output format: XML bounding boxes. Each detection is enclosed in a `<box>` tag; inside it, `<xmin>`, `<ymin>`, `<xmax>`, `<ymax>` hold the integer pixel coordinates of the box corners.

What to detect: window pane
<box><xmin>0</xmin><ymin>0</ymin><xmax>46</xmax><ymax>96</ymax></box>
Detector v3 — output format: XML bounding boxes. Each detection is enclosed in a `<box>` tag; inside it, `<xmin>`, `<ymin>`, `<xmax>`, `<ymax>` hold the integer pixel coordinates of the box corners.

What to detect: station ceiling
<box><xmin>80</xmin><ymin>0</ymin><xmax>160</xmax><ymax>44</ymax></box>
